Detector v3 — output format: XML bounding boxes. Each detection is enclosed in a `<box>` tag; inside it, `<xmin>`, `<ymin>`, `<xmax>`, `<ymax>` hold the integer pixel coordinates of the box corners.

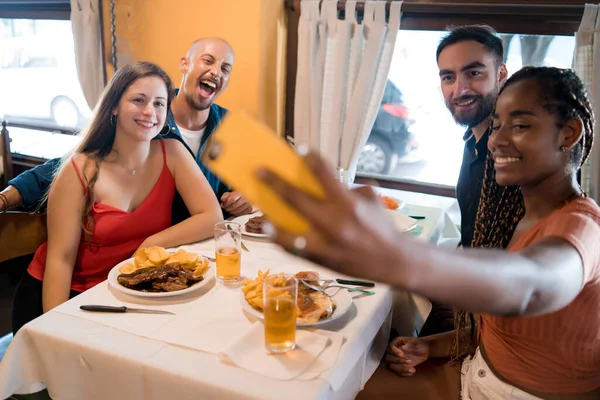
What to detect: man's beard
<box><xmin>448</xmin><ymin>89</ymin><xmax>497</xmax><ymax>128</ymax></box>
<box><xmin>185</xmin><ymin>91</ymin><xmax>212</xmax><ymax>111</ymax></box>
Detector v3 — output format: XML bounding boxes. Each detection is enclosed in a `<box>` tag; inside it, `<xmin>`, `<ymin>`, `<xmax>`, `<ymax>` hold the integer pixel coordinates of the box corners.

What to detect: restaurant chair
<box><xmin>0</xmin><ymin>211</ymin><xmax>47</xmax><ymax>264</ymax></box>
<box><xmin>0</xmin><ymin>120</ymin><xmax>14</xmax><ymax>190</ymax></box>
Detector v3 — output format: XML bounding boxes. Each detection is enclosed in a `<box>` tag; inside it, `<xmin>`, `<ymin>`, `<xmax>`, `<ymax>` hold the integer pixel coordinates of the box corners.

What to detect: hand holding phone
<box><xmin>201</xmin><ymin>112</ymin><xmax>325</xmax><ymax>234</ymax></box>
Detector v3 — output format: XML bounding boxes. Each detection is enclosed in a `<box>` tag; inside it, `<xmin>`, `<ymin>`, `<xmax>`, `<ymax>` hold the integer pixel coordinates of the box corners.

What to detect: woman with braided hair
<box><xmin>259</xmin><ymin>66</ymin><xmax>600</xmax><ymax>399</ymax></box>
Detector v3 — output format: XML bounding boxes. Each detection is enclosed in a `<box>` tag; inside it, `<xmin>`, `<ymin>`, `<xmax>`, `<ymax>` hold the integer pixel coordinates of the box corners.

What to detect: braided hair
<box><xmin>452</xmin><ymin>67</ymin><xmax>596</xmax><ymax>358</ymax></box>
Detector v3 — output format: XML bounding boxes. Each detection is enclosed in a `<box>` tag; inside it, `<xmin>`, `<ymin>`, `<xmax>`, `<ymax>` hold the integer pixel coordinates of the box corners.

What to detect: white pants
<box><xmin>461</xmin><ymin>348</ymin><xmax>542</xmax><ymax>400</ymax></box>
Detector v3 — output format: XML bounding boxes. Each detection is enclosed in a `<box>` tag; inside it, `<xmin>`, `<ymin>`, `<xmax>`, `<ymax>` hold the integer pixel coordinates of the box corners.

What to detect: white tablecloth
<box><xmin>389</xmin><ymin>203</ymin><xmax>456</xmax><ymax>336</ymax></box>
<box><xmin>0</xmin><ymin>204</ymin><xmax>448</xmax><ymax>400</ymax></box>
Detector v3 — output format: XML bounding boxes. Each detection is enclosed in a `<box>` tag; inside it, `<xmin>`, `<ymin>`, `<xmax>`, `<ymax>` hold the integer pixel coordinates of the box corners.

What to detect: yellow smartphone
<box><xmin>201</xmin><ymin>111</ymin><xmax>325</xmax><ymax>234</ymax></box>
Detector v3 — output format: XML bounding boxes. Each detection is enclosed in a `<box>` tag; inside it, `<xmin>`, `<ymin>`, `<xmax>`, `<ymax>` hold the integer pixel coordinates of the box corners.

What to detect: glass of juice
<box><xmin>263</xmin><ymin>273</ymin><xmax>298</xmax><ymax>353</ymax></box>
<box><xmin>214</xmin><ymin>221</ymin><xmax>242</xmax><ymax>284</ymax></box>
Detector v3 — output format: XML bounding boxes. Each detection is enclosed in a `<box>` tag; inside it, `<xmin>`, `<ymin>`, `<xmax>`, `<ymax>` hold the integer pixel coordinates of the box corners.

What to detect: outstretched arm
<box><xmin>0</xmin><ymin>185</ymin><xmax>23</xmax><ymax>211</ymax></box>
<box><xmin>8</xmin><ymin>158</ymin><xmax>61</xmax><ymax>209</ymax></box>
<box><xmin>390</xmin><ymin>237</ymin><xmax>584</xmax><ymax>317</ymax></box>
<box><xmin>258</xmin><ymin>152</ymin><xmax>596</xmax><ymax>318</ymax></box>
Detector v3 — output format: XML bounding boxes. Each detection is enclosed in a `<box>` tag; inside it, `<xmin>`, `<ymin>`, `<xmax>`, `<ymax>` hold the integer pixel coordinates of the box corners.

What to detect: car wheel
<box><xmin>51</xmin><ymin>96</ymin><xmax>80</xmax><ymax>128</ymax></box>
<box><xmin>357</xmin><ymin>135</ymin><xmax>393</xmax><ymax>174</ymax></box>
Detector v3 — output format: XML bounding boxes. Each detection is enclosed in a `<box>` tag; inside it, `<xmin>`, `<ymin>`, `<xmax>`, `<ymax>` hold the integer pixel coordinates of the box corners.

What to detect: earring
<box><xmin>158</xmin><ymin>122</ymin><xmax>172</xmax><ymax>137</ymax></box>
<box><xmin>110</xmin><ymin>114</ymin><xmax>117</xmax><ymax>127</ymax></box>
<box><xmin>560</xmin><ymin>145</ymin><xmax>568</xmax><ymax>153</ymax></box>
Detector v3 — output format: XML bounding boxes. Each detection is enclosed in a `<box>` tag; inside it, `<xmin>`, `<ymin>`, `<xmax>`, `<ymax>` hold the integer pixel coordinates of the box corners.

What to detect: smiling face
<box><xmin>489</xmin><ymin>78</ymin><xmax>582</xmax><ymax>187</ymax></box>
<box><xmin>112</xmin><ymin>76</ymin><xmax>168</xmax><ymax>142</ymax></box>
<box><xmin>179</xmin><ymin>38</ymin><xmax>234</xmax><ymax>111</ymax></box>
<box><xmin>438</xmin><ymin>40</ymin><xmax>507</xmax><ymax>128</ymax></box>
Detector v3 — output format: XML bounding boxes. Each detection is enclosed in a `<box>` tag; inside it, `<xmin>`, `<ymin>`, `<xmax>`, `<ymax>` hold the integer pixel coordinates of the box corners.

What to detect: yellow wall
<box><xmin>259</xmin><ymin>0</ymin><xmax>287</xmax><ymax>136</ymax></box>
<box><xmin>102</xmin><ymin>0</ymin><xmax>286</xmax><ymax>134</ymax></box>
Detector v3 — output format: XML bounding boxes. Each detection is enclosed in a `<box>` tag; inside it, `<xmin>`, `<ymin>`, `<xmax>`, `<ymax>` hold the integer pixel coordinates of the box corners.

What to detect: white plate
<box><xmin>231</xmin><ymin>212</ymin><xmax>269</xmax><ymax>238</ymax></box>
<box><xmin>240</xmin><ymin>286</ymin><xmax>353</xmax><ymax>327</ymax></box>
<box><xmin>107</xmin><ymin>257</ymin><xmax>214</xmax><ymax>298</ymax></box>
<box><xmin>387</xmin><ymin>211</ymin><xmax>418</xmax><ymax>232</ymax></box>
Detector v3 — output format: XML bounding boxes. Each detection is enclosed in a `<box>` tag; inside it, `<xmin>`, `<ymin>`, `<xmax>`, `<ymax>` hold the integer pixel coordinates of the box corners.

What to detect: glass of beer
<box><xmin>263</xmin><ymin>273</ymin><xmax>298</xmax><ymax>353</ymax></box>
<box><xmin>214</xmin><ymin>221</ymin><xmax>242</xmax><ymax>284</ymax></box>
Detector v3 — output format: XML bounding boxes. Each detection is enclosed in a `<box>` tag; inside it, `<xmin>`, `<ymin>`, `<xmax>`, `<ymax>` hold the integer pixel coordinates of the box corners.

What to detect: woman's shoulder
<box><xmin>47</xmin><ymin>153</ymin><xmax>91</xmax><ymax>196</ymax></box>
<box><xmin>559</xmin><ymin>197</ymin><xmax>600</xmax><ymax>223</ymax></box>
<box><xmin>539</xmin><ymin>197</ymin><xmax>600</xmax><ymax>234</ymax></box>
<box><xmin>160</xmin><ymin>138</ymin><xmax>195</xmax><ymax>171</ymax></box>
<box><xmin>535</xmin><ymin>198</ymin><xmax>600</xmax><ymax>283</ymax></box>
<box><xmin>160</xmin><ymin>137</ymin><xmax>187</xmax><ymax>154</ymax></box>
<box><xmin>66</xmin><ymin>153</ymin><xmax>97</xmax><ymax>182</ymax></box>
<box><xmin>70</xmin><ymin>153</ymin><xmax>89</xmax><ymax>169</ymax></box>
<box><xmin>514</xmin><ymin>198</ymin><xmax>600</xmax><ymax>251</ymax></box>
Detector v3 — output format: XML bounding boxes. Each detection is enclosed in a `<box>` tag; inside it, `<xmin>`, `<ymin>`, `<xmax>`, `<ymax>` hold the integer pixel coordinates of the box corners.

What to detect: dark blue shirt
<box><xmin>9</xmin><ymin>101</ymin><xmax>231</xmax><ymax>224</ymax></box>
<box><xmin>456</xmin><ymin>128</ymin><xmax>489</xmax><ymax>247</ymax></box>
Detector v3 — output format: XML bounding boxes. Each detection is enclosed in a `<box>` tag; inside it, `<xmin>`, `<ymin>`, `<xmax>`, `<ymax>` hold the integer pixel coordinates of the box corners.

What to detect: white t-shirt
<box><xmin>177</xmin><ymin>125</ymin><xmax>206</xmax><ymax>157</ymax></box>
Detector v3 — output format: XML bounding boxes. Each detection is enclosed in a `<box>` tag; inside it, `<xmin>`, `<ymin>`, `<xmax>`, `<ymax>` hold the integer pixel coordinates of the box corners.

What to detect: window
<box><xmin>0</xmin><ymin>18</ymin><xmax>91</xmax><ymax>132</ymax></box>
<box><xmin>285</xmin><ymin>0</ymin><xmax>586</xmax><ymax>196</ymax></box>
<box><xmin>357</xmin><ymin>31</ymin><xmax>575</xmax><ymax>187</ymax></box>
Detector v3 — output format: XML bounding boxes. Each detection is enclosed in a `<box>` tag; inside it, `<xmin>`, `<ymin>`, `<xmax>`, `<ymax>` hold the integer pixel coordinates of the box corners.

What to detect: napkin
<box><xmin>219</xmin><ymin>323</ymin><xmax>344</xmax><ymax>381</ymax></box>
<box><xmin>150</xmin><ymin>318</ymin><xmax>252</xmax><ymax>355</ymax></box>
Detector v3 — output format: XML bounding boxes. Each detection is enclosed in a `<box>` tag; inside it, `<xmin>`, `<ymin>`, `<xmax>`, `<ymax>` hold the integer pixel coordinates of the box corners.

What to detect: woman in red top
<box><xmin>12</xmin><ymin>62</ymin><xmax>222</xmax><ymax>334</ymax></box>
<box><xmin>259</xmin><ymin>67</ymin><xmax>600</xmax><ymax>399</ymax></box>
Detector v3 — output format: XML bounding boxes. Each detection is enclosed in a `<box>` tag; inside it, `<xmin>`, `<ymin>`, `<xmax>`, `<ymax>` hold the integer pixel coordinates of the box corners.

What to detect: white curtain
<box><xmin>294</xmin><ymin>0</ymin><xmax>403</xmax><ymax>184</ymax></box>
<box><xmin>573</xmin><ymin>4</ymin><xmax>600</xmax><ymax>202</ymax></box>
<box><xmin>70</xmin><ymin>0</ymin><xmax>104</xmax><ymax>110</ymax></box>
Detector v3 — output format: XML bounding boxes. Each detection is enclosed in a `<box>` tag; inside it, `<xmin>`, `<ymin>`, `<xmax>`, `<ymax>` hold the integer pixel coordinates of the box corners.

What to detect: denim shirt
<box><xmin>8</xmin><ymin>101</ymin><xmax>231</xmax><ymax>224</ymax></box>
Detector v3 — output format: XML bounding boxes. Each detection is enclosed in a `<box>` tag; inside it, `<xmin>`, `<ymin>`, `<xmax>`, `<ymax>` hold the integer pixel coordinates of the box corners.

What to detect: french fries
<box><xmin>242</xmin><ymin>270</ymin><xmax>296</xmax><ymax>311</ymax></box>
<box><xmin>242</xmin><ymin>269</ymin><xmax>271</xmax><ymax>311</ymax></box>
<box><xmin>119</xmin><ymin>247</ymin><xmax>209</xmax><ymax>277</ymax></box>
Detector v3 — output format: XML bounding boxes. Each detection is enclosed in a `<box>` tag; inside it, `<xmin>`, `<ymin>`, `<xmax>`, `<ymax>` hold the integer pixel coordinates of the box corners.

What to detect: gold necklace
<box><xmin>106</xmin><ymin>159</ymin><xmax>143</xmax><ymax>176</ymax></box>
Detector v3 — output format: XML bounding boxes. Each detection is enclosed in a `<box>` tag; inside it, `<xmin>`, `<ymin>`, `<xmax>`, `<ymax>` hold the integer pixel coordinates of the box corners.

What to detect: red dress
<box><xmin>28</xmin><ymin>140</ymin><xmax>175</xmax><ymax>292</ymax></box>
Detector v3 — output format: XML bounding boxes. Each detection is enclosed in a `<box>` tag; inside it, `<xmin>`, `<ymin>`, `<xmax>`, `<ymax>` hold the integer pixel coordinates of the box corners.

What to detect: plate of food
<box><xmin>240</xmin><ymin>270</ymin><xmax>353</xmax><ymax>327</ymax></box>
<box><xmin>378</xmin><ymin>194</ymin><xmax>406</xmax><ymax>211</ymax></box>
<box><xmin>231</xmin><ymin>212</ymin><xmax>270</xmax><ymax>238</ymax></box>
<box><xmin>108</xmin><ymin>247</ymin><xmax>214</xmax><ymax>298</ymax></box>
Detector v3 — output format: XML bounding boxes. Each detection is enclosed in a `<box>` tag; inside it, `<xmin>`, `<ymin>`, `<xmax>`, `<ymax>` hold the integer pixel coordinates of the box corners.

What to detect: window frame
<box><xmin>0</xmin><ymin>0</ymin><xmax>107</xmax><ymax>137</ymax></box>
<box><xmin>284</xmin><ymin>0</ymin><xmax>586</xmax><ymax>197</ymax></box>
<box><xmin>0</xmin><ymin>1</ymin><xmax>70</xmax><ymax>21</ymax></box>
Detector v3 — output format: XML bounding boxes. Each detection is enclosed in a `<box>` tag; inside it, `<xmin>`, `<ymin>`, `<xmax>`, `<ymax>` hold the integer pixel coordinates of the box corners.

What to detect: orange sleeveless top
<box><xmin>28</xmin><ymin>140</ymin><xmax>175</xmax><ymax>292</ymax></box>
<box><xmin>481</xmin><ymin>197</ymin><xmax>600</xmax><ymax>394</ymax></box>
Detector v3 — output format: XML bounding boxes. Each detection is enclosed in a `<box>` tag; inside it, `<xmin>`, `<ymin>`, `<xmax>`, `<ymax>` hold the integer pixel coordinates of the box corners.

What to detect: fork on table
<box><xmin>300</xmin><ymin>280</ymin><xmax>375</xmax><ymax>296</ymax></box>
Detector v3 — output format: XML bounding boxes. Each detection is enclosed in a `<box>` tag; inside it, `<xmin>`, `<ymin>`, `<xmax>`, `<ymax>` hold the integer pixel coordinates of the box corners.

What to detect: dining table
<box><xmin>0</xmin><ymin>202</ymin><xmax>453</xmax><ymax>400</ymax></box>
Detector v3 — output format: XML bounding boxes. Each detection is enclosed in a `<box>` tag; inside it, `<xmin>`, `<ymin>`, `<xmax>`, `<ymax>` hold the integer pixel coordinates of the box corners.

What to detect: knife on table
<box><xmin>300</xmin><ymin>278</ymin><xmax>375</xmax><ymax>288</ymax></box>
<box><xmin>80</xmin><ymin>305</ymin><xmax>175</xmax><ymax>315</ymax></box>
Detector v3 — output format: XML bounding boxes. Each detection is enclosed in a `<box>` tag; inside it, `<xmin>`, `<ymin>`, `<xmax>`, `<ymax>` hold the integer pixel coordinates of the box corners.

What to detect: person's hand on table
<box><xmin>385</xmin><ymin>336</ymin><xmax>431</xmax><ymax>377</ymax></box>
<box><xmin>220</xmin><ymin>191</ymin><xmax>253</xmax><ymax>217</ymax></box>
<box><xmin>257</xmin><ymin>151</ymin><xmax>406</xmax><ymax>283</ymax></box>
